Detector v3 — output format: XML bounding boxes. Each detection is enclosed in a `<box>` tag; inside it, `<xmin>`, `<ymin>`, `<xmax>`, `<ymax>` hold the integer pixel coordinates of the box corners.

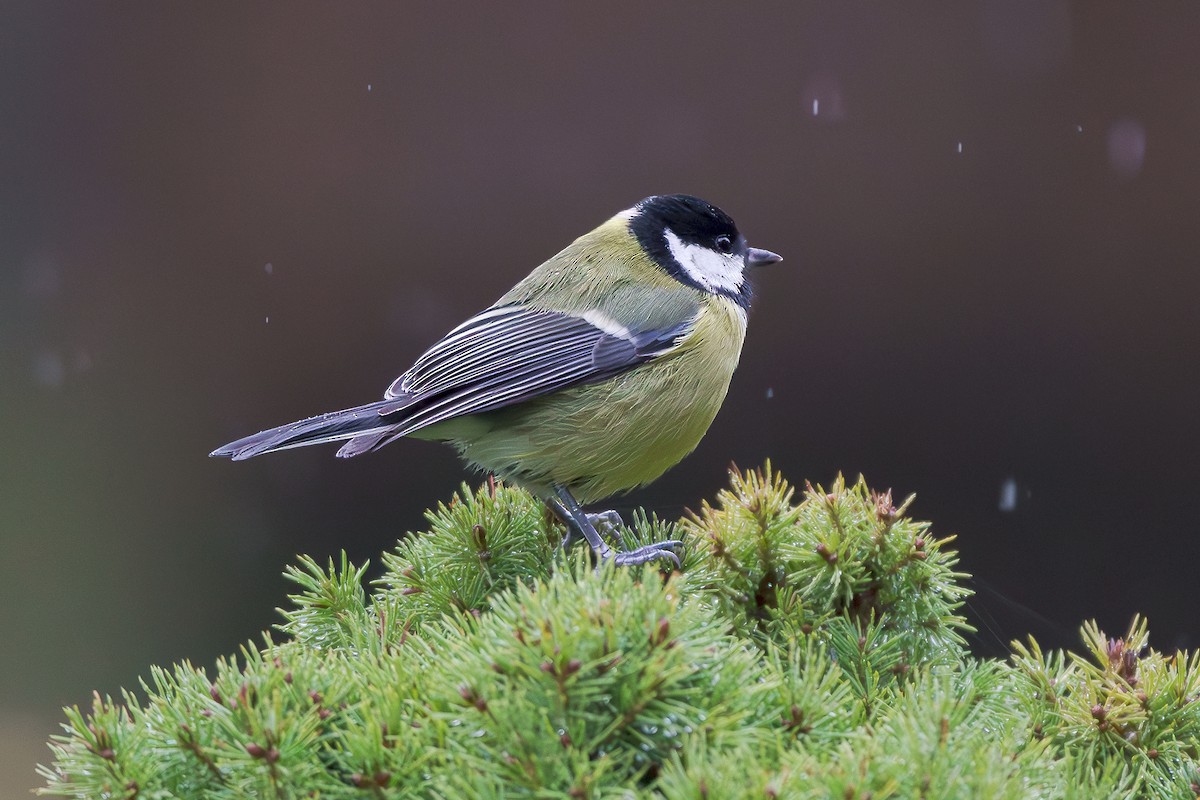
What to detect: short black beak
<box><xmin>746</xmin><ymin>247</ymin><xmax>783</xmax><ymax>267</ymax></box>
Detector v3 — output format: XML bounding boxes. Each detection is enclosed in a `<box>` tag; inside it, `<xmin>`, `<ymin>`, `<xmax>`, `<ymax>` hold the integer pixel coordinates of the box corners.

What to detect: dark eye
<box><xmin>715</xmin><ymin>235</ymin><xmax>733</xmax><ymax>255</ymax></box>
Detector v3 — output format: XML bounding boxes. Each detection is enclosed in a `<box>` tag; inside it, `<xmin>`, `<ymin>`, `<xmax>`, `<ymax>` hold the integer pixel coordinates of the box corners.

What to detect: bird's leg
<box><xmin>549</xmin><ymin>505</ymin><xmax>623</xmax><ymax>549</ymax></box>
<box><xmin>545</xmin><ymin>496</ymin><xmax>611</xmax><ymax>557</ymax></box>
<box><xmin>549</xmin><ymin>484</ymin><xmax>681</xmax><ymax>568</ymax></box>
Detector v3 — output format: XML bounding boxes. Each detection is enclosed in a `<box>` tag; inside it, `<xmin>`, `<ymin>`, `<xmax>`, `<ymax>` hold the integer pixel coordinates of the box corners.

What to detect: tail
<box><xmin>210</xmin><ymin>399</ymin><xmax>402</xmax><ymax>461</ymax></box>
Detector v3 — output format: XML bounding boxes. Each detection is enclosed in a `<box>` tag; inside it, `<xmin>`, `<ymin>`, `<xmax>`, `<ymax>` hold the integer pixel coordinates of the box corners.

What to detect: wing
<box><xmin>374</xmin><ymin>303</ymin><xmax>696</xmax><ymax>438</ymax></box>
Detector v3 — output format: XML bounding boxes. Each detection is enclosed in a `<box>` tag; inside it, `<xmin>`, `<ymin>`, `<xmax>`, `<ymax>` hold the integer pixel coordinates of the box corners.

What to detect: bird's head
<box><xmin>623</xmin><ymin>194</ymin><xmax>782</xmax><ymax>307</ymax></box>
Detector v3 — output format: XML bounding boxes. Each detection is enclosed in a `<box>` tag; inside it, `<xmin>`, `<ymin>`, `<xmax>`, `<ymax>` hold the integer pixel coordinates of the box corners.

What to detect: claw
<box><xmin>608</xmin><ymin>540</ymin><xmax>683</xmax><ymax>569</ymax></box>
<box><xmin>587</xmin><ymin>510</ymin><xmax>625</xmax><ymax>543</ymax></box>
<box><xmin>563</xmin><ymin>510</ymin><xmax>626</xmax><ymax>549</ymax></box>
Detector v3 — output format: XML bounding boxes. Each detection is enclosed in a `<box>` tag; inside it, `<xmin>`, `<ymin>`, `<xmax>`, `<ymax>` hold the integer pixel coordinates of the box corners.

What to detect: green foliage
<box><xmin>38</xmin><ymin>466</ymin><xmax>1200</xmax><ymax>799</ymax></box>
<box><xmin>682</xmin><ymin>465</ymin><xmax>972</xmax><ymax>668</ymax></box>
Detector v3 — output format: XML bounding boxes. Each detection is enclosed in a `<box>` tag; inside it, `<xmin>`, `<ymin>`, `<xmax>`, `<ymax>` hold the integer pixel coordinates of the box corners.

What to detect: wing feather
<box><xmin>376</xmin><ymin>303</ymin><xmax>696</xmax><ymax>437</ymax></box>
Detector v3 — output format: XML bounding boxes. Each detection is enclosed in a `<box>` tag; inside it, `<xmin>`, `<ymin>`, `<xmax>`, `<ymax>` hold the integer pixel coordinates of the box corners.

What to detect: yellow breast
<box><xmin>447</xmin><ymin>296</ymin><xmax>748</xmax><ymax>503</ymax></box>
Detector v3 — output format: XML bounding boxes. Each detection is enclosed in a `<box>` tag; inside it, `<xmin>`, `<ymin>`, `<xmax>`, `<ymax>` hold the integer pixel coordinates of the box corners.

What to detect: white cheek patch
<box><xmin>663</xmin><ymin>228</ymin><xmax>745</xmax><ymax>295</ymax></box>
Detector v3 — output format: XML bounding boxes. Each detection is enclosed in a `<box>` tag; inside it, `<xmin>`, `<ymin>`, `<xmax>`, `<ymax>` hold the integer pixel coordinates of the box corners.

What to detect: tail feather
<box><xmin>210</xmin><ymin>399</ymin><xmax>398</xmax><ymax>461</ymax></box>
<box><xmin>335</xmin><ymin>430</ymin><xmax>392</xmax><ymax>458</ymax></box>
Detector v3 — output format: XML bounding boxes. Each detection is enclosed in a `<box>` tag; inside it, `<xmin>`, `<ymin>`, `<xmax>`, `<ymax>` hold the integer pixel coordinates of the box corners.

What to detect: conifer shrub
<box><xmin>38</xmin><ymin>465</ymin><xmax>1200</xmax><ymax>798</ymax></box>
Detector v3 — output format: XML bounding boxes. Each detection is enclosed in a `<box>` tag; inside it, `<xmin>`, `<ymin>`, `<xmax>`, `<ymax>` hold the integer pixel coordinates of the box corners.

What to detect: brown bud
<box><xmin>471</xmin><ymin>524</ymin><xmax>489</xmax><ymax>555</ymax></box>
<box><xmin>246</xmin><ymin>743</ymin><xmax>267</xmax><ymax>758</ymax></box>
<box><xmin>652</xmin><ymin>617</ymin><xmax>671</xmax><ymax>646</ymax></box>
<box><xmin>401</xmin><ymin>586</ymin><xmax>422</xmax><ymax>596</ymax></box>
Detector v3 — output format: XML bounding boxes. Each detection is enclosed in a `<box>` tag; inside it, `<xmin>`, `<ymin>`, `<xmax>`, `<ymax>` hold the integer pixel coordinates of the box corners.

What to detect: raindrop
<box><xmin>998</xmin><ymin>477</ymin><xmax>1018</xmax><ymax>512</ymax></box>
<box><xmin>1106</xmin><ymin>118</ymin><xmax>1146</xmax><ymax>179</ymax></box>
<box><xmin>265</xmin><ymin>316</ymin><xmax>270</xmax><ymax>324</ymax></box>
<box><xmin>956</xmin><ymin>142</ymin><xmax>963</xmax><ymax>154</ymax></box>
<box><xmin>264</xmin><ymin>262</ymin><xmax>274</xmax><ymax>274</ymax></box>
<box><xmin>367</xmin><ymin>84</ymin><xmax>372</xmax><ymax>92</ymax></box>
<box><xmin>765</xmin><ymin>387</ymin><xmax>774</xmax><ymax>399</ymax></box>
<box><xmin>1075</xmin><ymin>124</ymin><xmax>1083</xmax><ymax>133</ymax></box>
<box><xmin>802</xmin><ymin>72</ymin><xmax>846</xmax><ymax>122</ymax></box>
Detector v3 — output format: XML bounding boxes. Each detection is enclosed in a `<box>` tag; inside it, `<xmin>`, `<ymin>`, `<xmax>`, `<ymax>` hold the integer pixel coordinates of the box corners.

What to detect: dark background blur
<box><xmin>3</xmin><ymin>2</ymin><xmax>1199</xmax><ymax>791</ymax></box>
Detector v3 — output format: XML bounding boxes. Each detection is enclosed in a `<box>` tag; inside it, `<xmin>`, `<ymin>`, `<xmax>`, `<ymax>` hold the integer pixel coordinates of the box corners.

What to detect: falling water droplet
<box><xmin>998</xmin><ymin>477</ymin><xmax>1018</xmax><ymax>512</ymax></box>
<box><xmin>1107</xmin><ymin>118</ymin><xmax>1146</xmax><ymax>179</ymax></box>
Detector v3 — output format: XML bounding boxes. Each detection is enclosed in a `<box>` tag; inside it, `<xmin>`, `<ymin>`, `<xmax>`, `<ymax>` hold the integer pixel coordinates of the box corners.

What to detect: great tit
<box><xmin>211</xmin><ymin>194</ymin><xmax>782</xmax><ymax>566</ymax></box>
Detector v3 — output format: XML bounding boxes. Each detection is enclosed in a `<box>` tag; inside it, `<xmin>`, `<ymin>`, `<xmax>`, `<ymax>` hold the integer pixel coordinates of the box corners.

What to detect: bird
<box><xmin>211</xmin><ymin>194</ymin><xmax>782</xmax><ymax>566</ymax></box>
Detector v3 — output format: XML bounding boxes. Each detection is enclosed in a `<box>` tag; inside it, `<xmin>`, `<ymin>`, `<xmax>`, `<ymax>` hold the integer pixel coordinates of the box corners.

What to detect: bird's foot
<box><xmin>546</xmin><ymin>487</ymin><xmax>682</xmax><ymax>569</ymax></box>
<box><xmin>606</xmin><ymin>539</ymin><xmax>683</xmax><ymax>569</ymax></box>
<box><xmin>588</xmin><ymin>510</ymin><xmax>625</xmax><ymax>542</ymax></box>
<box><xmin>562</xmin><ymin>510</ymin><xmax>625</xmax><ymax>548</ymax></box>
<box><xmin>587</xmin><ymin>510</ymin><xmax>681</xmax><ymax>568</ymax></box>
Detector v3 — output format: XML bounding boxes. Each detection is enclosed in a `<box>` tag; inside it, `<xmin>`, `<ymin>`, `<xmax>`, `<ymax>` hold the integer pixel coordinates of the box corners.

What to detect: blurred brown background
<box><xmin>3</xmin><ymin>2</ymin><xmax>1198</xmax><ymax>792</ymax></box>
